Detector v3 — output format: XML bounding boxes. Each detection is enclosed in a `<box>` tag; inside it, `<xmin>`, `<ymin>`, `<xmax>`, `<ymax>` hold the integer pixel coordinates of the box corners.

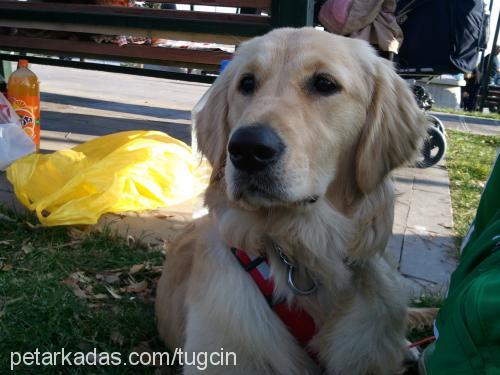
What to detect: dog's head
<box><xmin>196</xmin><ymin>28</ymin><xmax>425</xmax><ymax>214</ymax></box>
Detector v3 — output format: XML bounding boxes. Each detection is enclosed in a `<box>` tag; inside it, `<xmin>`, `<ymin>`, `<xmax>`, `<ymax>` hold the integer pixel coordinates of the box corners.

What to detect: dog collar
<box><xmin>273</xmin><ymin>241</ymin><xmax>319</xmax><ymax>295</ymax></box>
<box><xmin>231</xmin><ymin>247</ymin><xmax>317</xmax><ymax>349</ymax></box>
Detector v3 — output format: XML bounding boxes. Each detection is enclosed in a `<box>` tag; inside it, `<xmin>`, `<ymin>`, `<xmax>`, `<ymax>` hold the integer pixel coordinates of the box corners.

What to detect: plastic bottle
<box><xmin>7</xmin><ymin>59</ymin><xmax>40</xmax><ymax>152</ymax></box>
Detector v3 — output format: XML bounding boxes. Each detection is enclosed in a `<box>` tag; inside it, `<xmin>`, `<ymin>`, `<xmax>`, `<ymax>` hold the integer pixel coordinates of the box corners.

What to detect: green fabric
<box><xmin>423</xmin><ymin>155</ymin><xmax>500</xmax><ymax>375</ymax></box>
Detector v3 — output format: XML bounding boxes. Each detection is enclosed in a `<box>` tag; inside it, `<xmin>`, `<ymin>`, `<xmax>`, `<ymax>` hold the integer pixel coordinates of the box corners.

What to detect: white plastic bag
<box><xmin>0</xmin><ymin>92</ymin><xmax>35</xmax><ymax>171</ymax></box>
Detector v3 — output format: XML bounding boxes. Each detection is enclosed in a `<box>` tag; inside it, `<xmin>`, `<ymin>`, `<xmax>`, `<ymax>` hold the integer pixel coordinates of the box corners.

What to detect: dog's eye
<box><xmin>239</xmin><ymin>74</ymin><xmax>256</xmax><ymax>95</ymax></box>
<box><xmin>312</xmin><ymin>74</ymin><xmax>339</xmax><ymax>95</ymax></box>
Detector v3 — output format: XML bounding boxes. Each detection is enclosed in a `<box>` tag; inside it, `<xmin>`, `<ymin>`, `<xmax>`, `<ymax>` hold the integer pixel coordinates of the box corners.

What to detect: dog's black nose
<box><xmin>228</xmin><ymin>125</ymin><xmax>284</xmax><ymax>172</ymax></box>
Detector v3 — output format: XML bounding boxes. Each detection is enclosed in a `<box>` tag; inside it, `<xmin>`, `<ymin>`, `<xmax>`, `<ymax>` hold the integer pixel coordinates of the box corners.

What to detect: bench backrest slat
<box><xmin>0</xmin><ymin>34</ymin><xmax>232</xmax><ymax>68</ymax></box>
<box><xmin>144</xmin><ymin>0</ymin><xmax>271</xmax><ymax>8</ymax></box>
<box><xmin>0</xmin><ymin>2</ymin><xmax>269</xmax><ymax>23</ymax></box>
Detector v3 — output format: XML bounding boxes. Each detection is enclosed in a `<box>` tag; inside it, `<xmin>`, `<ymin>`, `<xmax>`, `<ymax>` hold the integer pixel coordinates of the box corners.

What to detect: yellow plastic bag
<box><xmin>6</xmin><ymin>130</ymin><xmax>210</xmax><ymax>226</ymax></box>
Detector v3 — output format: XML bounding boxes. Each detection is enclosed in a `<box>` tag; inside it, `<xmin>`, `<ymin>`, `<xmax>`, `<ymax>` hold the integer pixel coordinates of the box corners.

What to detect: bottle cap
<box><xmin>19</xmin><ymin>59</ymin><xmax>29</xmax><ymax>68</ymax></box>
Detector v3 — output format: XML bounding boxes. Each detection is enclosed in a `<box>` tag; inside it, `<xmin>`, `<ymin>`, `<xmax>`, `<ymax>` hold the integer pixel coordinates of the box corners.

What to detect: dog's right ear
<box><xmin>194</xmin><ymin>66</ymin><xmax>234</xmax><ymax>181</ymax></box>
<box><xmin>355</xmin><ymin>58</ymin><xmax>425</xmax><ymax>196</ymax></box>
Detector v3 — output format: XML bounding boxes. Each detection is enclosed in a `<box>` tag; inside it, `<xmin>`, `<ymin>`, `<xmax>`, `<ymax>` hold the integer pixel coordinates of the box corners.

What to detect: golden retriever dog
<box><xmin>156</xmin><ymin>27</ymin><xmax>426</xmax><ymax>374</ymax></box>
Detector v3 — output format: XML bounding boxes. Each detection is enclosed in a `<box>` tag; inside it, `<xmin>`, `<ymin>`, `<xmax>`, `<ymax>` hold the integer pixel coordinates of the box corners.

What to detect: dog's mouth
<box><xmin>230</xmin><ymin>178</ymin><xmax>320</xmax><ymax>209</ymax></box>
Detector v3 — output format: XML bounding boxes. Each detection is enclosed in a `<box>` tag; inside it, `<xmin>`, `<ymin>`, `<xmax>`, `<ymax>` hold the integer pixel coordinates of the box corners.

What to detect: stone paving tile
<box><xmin>393</xmin><ymin>175</ymin><xmax>414</xmax><ymax>194</ymax></box>
<box><xmin>399</xmin><ymin>227</ymin><xmax>457</xmax><ymax>286</ymax></box>
<box><xmin>413</xmin><ymin>164</ymin><xmax>448</xmax><ymax>179</ymax></box>
<box><xmin>389</xmin><ymin>161</ymin><xmax>457</xmax><ymax>298</ymax></box>
<box><xmin>393</xmin><ymin>166</ymin><xmax>418</xmax><ymax>179</ymax></box>
<box><xmin>393</xmin><ymin>174</ymin><xmax>412</xmax><ymax>229</ymax></box>
<box><xmin>386</xmin><ymin>232</ymin><xmax>404</xmax><ymax>268</ymax></box>
<box><xmin>400</xmin><ymin>275</ymin><xmax>446</xmax><ymax>298</ymax></box>
<box><xmin>394</xmin><ymin>192</ymin><xmax>411</xmax><ymax>228</ymax></box>
<box><xmin>406</xmin><ymin>188</ymin><xmax>453</xmax><ymax>235</ymax></box>
<box><xmin>412</xmin><ymin>176</ymin><xmax>450</xmax><ymax>194</ymax></box>
<box><xmin>43</xmin><ymin>109</ymin><xmax>191</xmax><ymax>140</ymax></box>
<box><xmin>413</xmin><ymin>166</ymin><xmax>450</xmax><ymax>194</ymax></box>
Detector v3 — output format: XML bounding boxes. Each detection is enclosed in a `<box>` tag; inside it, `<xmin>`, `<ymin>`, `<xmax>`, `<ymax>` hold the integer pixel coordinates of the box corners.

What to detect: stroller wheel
<box><xmin>425</xmin><ymin>114</ymin><xmax>445</xmax><ymax>135</ymax></box>
<box><xmin>415</xmin><ymin>126</ymin><xmax>446</xmax><ymax>168</ymax></box>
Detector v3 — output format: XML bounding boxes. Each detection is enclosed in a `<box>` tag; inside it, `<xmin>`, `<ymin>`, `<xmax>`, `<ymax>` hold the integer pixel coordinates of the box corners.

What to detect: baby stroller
<box><xmin>317</xmin><ymin>0</ymin><xmax>487</xmax><ymax>168</ymax></box>
<box><xmin>411</xmin><ymin>83</ymin><xmax>446</xmax><ymax>168</ymax></box>
<box><xmin>395</xmin><ymin>0</ymin><xmax>487</xmax><ymax>168</ymax></box>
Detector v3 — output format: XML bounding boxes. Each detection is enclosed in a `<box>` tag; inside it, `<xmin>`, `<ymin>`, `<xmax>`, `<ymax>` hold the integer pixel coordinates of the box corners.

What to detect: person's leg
<box><xmin>469</xmin><ymin>84</ymin><xmax>480</xmax><ymax>111</ymax></box>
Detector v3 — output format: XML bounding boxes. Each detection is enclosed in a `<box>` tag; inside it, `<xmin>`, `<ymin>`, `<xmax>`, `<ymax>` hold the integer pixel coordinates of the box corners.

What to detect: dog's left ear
<box><xmin>355</xmin><ymin>58</ymin><xmax>426</xmax><ymax>195</ymax></box>
<box><xmin>194</xmin><ymin>64</ymin><xmax>235</xmax><ymax>183</ymax></box>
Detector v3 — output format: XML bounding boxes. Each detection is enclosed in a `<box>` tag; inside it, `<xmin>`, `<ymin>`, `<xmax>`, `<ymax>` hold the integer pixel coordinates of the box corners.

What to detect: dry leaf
<box><xmin>104</xmin><ymin>273</ymin><xmax>121</xmax><ymax>284</ymax></box>
<box><xmin>21</xmin><ymin>244</ymin><xmax>34</xmax><ymax>254</ymax></box>
<box><xmin>0</xmin><ymin>263</ymin><xmax>13</xmax><ymax>271</ymax></box>
<box><xmin>105</xmin><ymin>285</ymin><xmax>122</xmax><ymax>299</ymax></box>
<box><xmin>68</xmin><ymin>227</ymin><xmax>86</xmax><ymax>240</ymax></box>
<box><xmin>93</xmin><ymin>294</ymin><xmax>108</xmax><ymax>300</ymax></box>
<box><xmin>126</xmin><ymin>235</ymin><xmax>135</xmax><ymax>246</ymax></box>
<box><xmin>25</xmin><ymin>221</ymin><xmax>43</xmax><ymax>229</ymax></box>
<box><xmin>129</xmin><ymin>264</ymin><xmax>145</xmax><ymax>274</ymax></box>
<box><xmin>69</xmin><ymin>271</ymin><xmax>92</xmax><ymax>284</ymax></box>
<box><xmin>83</xmin><ymin>284</ymin><xmax>94</xmax><ymax>294</ymax></box>
<box><xmin>0</xmin><ymin>240</ymin><xmax>13</xmax><ymax>245</ymax></box>
<box><xmin>72</xmin><ymin>285</ymin><xmax>88</xmax><ymax>299</ymax></box>
<box><xmin>62</xmin><ymin>277</ymin><xmax>77</xmax><ymax>287</ymax></box>
<box><xmin>150</xmin><ymin>266</ymin><xmax>163</xmax><ymax>273</ymax></box>
<box><xmin>125</xmin><ymin>280</ymin><xmax>148</xmax><ymax>293</ymax></box>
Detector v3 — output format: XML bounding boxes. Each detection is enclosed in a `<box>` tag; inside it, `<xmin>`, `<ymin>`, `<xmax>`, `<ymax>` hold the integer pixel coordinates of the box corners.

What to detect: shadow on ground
<box><xmin>41</xmin><ymin>92</ymin><xmax>192</xmax><ymax>121</ymax></box>
<box><xmin>42</xmin><ymin>111</ymin><xmax>191</xmax><ymax>143</ymax></box>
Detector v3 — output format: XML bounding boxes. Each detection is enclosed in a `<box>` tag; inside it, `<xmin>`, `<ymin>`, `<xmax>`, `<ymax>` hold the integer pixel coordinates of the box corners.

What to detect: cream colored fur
<box><xmin>156</xmin><ymin>28</ymin><xmax>427</xmax><ymax>374</ymax></box>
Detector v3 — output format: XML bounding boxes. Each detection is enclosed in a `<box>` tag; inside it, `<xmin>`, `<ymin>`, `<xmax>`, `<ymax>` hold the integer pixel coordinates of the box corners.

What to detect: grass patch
<box><xmin>446</xmin><ymin>130</ymin><xmax>500</xmax><ymax>243</ymax></box>
<box><xmin>433</xmin><ymin>107</ymin><xmax>500</xmax><ymax>121</ymax></box>
<box><xmin>0</xmin><ymin>207</ymin><xmax>175</xmax><ymax>374</ymax></box>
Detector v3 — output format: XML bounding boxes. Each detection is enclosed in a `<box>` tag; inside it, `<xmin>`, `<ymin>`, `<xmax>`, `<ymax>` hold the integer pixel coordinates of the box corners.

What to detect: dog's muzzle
<box><xmin>228</xmin><ymin>124</ymin><xmax>285</xmax><ymax>172</ymax></box>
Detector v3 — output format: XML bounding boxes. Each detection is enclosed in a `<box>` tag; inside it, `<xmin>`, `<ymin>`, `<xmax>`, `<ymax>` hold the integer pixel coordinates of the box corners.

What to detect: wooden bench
<box><xmin>481</xmin><ymin>85</ymin><xmax>500</xmax><ymax>112</ymax></box>
<box><xmin>0</xmin><ymin>0</ymin><xmax>314</xmax><ymax>83</ymax></box>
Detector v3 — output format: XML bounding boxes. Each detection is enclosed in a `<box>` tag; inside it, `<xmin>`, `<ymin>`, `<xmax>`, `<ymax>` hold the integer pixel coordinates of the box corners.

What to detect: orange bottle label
<box><xmin>9</xmin><ymin>96</ymin><xmax>40</xmax><ymax>148</ymax></box>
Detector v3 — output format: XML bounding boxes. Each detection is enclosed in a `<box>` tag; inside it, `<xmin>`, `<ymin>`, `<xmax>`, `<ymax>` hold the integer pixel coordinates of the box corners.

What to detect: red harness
<box><xmin>232</xmin><ymin>248</ymin><xmax>317</xmax><ymax>349</ymax></box>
